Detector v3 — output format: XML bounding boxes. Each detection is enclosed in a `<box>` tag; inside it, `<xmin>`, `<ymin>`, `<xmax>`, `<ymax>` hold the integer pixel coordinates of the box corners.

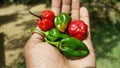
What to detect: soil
<box><xmin>0</xmin><ymin>4</ymin><xmax>48</xmax><ymax>68</ymax></box>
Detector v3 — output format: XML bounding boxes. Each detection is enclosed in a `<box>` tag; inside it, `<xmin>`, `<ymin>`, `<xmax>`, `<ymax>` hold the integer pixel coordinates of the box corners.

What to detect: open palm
<box><xmin>24</xmin><ymin>0</ymin><xmax>96</xmax><ymax>68</ymax></box>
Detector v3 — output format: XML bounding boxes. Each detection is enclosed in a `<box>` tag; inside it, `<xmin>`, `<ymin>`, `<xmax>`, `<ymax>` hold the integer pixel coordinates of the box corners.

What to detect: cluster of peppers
<box><xmin>29</xmin><ymin>10</ymin><xmax>89</xmax><ymax>58</ymax></box>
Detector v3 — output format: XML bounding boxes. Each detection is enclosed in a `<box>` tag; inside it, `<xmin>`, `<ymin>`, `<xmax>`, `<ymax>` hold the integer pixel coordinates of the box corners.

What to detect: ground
<box><xmin>0</xmin><ymin>4</ymin><xmax>47</xmax><ymax>68</ymax></box>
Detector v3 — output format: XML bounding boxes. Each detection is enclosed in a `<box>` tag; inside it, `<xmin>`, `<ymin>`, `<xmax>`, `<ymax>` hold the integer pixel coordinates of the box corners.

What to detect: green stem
<box><xmin>67</xmin><ymin>12</ymin><xmax>72</xmax><ymax>16</ymax></box>
<box><xmin>45</xmin><ymin>38</ymin><xmax>59</xmax><ymax>48</ymax></box>
<box><xmin>30</xmin><ymin>27</ymin><xmax>48</xmax><ymax>36</ymax></box>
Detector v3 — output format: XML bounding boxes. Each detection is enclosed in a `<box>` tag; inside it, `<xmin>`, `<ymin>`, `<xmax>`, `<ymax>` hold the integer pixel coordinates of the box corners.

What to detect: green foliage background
<box><xmin>0</xmin><ymin>0</ymin><xmax>120</xmax><ymax>68</ymax></box>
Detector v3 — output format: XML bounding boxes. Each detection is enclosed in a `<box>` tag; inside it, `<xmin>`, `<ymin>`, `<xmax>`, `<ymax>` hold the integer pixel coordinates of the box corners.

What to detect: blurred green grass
<box><xmin>91</xmin><ymin>19</ymin><xmax>120</xmax><ymax>68</ymax></box>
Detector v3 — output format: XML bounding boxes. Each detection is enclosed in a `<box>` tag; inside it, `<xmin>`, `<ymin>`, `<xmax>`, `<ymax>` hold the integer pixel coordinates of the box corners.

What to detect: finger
<box><xmin>51</xmin><ymin>0</ymin><xmax>61</xmax><ymax>16</ymax></box>
<box><xmin>25</xmin><ymin>27</ymin><xmax>44</xmax><ymax>49</ymax></box>
<box><xmin>80</xmin><ymin>7</ymin><xmax>94</xmax><ymax>51</ymax></box>
<box><xmin>25</xmin><ymin>33</ymin><xmax>44</xmax><ymax>48</ymax></box>
<box><xmin>62</xmin><ymin>0</ymin><xmax>71</xmax><ymax>13</ymax></box>
<box><xmin>80</xmin><ymin>7</ymin><xmax>91</xmax><ymax>39</ymax></box>
<box><xmin>71</xmin><ymin>0</ymin><xmax>80</xmax><ymax>20</ymax></box>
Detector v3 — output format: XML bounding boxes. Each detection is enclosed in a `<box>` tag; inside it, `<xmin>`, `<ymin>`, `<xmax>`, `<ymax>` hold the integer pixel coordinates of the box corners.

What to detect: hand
<box><xmin>24</xmin><ymin>0</ymin><xmax>96</xmax><ymax>68</ymax></box>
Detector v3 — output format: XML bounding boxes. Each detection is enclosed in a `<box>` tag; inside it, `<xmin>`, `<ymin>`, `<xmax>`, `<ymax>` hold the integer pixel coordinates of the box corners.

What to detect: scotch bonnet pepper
<box><xmin>54</xmin><ymin>13</ymin><xmax>71</xmax><ymax>32</ymax></box>
<box><xmin>31</xmin><ymin>28</ymin><xmax>69</xmax><ymax>42</ymax></box>
<box><xmin>29</xmin><ymin>10</ymin><xmax>54</xmax><ymax>31</ymax></box>
<box><xmin>37</xmin><ymin>18</ymin><xmax>54</xmax><ymax>31</ymax></box>
<box><xmin>45</xmin><ymin>37</ymin><xmax>89</xmax><ymax>58</ymax></box>
<box><xmin>42</xmin><ymin>10</ymin><xmax>55</xmax><ymax>22</ymax></box>
<box><xmin>68</xmin><ymin>20</ymin><xmax>88</xmax><ymax>40</ymax></box>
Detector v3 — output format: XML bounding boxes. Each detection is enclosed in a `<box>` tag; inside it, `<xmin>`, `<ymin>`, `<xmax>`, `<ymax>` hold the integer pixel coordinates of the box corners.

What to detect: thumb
<box><xmin>25</xmin><ymin>27</ymin><xmax>44</xmax><ymax>47</ymax></box>
<box><xmin>29</xmin><ymin>32</ymin><xmax>44</xmax><ymax>44</ymax></box>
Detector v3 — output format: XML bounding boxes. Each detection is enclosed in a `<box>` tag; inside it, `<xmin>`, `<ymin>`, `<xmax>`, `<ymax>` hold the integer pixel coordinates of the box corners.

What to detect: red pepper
<box><xmin>37</xmin><ymin>18</ymin><xmax>54</xmax><ymax>31</ymax></box>
<box><xmin>68</xmin><ymin>20</ymin><xmax>88</xmax><ymax>40</ymax></box>
<box><xmin>42</xmin><ymin>10</ymin><xmax>55</xmax><ymax>22</ymax></box>
<box><xmin>28</xmin><ymin>10</ymin><xmax>55</xmax><ymax>31</ymax></box>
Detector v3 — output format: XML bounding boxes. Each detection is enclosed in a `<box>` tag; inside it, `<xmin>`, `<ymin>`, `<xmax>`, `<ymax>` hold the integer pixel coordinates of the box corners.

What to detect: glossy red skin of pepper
<box><xmin>42</xmin><ymin>10</ymin><xmax>55</xmax><ymax>22</ymax></box>
<box><xmin>68</xmin><ymin>20</ymin><xmax>88</xmax><ymax>40</ymax></box>
<box><xmin>37</xmin><ymin>18</ymin><xmax>54</xmax><ymax>31</ymax></box>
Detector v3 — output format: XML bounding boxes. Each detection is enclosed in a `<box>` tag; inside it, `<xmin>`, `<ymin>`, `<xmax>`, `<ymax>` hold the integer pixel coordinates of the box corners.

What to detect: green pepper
<box><xmin>45</xmin><ymin>37</ymin><xmax>89</xmax><ymax>58</ymax></box>
<box><xmin>31</xmin><ymin>28</ymin><xmax>69</xmax><ymax>42</ymax></box>
<box><xmin>54</xmin><ymin>13</ymin><xmax>71</xmax><ymax>32</ymax></box>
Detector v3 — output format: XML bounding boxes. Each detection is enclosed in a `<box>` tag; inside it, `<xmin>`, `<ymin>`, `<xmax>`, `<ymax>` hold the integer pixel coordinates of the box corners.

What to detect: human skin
<box><xmin>24</xmin><ymin>0</ymin><xmax>96</xmax><ymax>68</ymax></box>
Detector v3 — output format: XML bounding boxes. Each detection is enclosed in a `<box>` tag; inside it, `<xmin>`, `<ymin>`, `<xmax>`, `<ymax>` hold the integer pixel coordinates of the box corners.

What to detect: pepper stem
<box><xmin>28</xmin><ymin>10</ymin><xmax>42</xmax><ymax>20</ymax></box>
<box><xmin>30</xmin><ymin>27</ymin><xmax>48</xmax><ymax>36</ymax></box>
<box><xmin>45</xmin><ymin>38</ymin><xmax>59</xmax><ymax>48</ymax></box>
<box><xmin>67</xmin><ymin>11</ymin><xmax>72</xmax><ymax>16</ymax></box>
